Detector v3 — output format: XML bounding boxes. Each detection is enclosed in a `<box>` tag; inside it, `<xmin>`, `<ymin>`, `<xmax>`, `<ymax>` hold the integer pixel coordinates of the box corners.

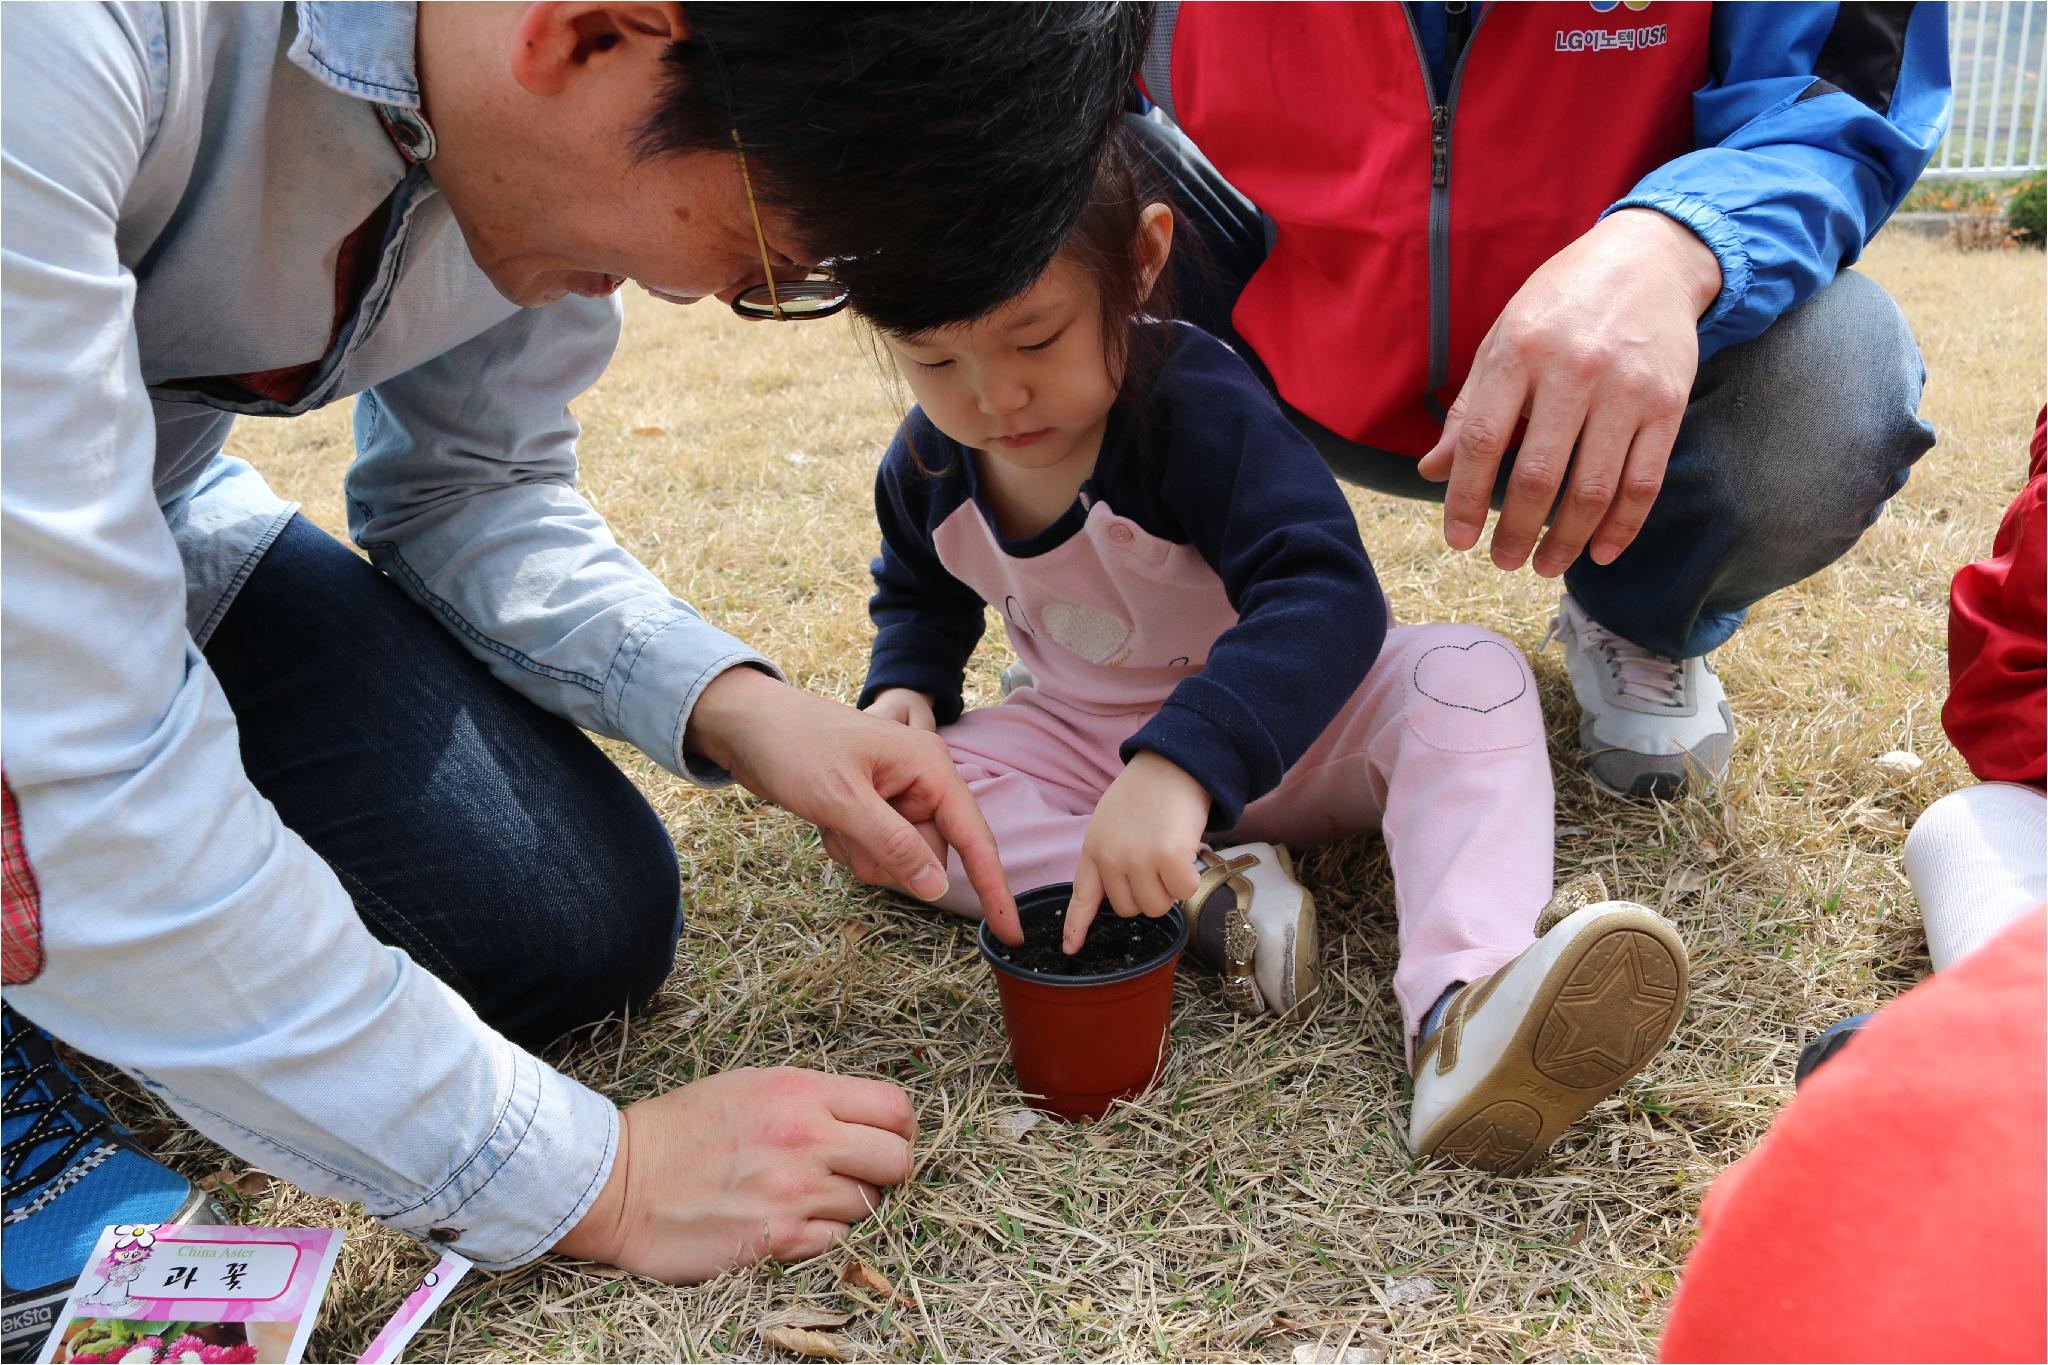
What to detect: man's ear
<box><xmin>510</xmin><ymin>2</ymin><xmax>687</xmax><ymax>97</ymax></box>
<box><xmin>1135</xmin><ymin>201</ymin><xmax>1175</xmax><ymax>303</ymax></box>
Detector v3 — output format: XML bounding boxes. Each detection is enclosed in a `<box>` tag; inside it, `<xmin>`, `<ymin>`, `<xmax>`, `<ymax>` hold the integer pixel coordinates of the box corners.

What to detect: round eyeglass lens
<box><xmin>731</xmin><ymin>278</ymin><xmax>849</xmax><ymax>321</ymax></box>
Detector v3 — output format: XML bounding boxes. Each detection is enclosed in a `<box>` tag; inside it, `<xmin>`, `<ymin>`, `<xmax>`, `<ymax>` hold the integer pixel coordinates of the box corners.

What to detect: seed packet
<box><xmin>355</xmin><ymin>1251</ymin><xmax>471</xmax><ymax>1364</ymax></box>
<box><xmin>35</xmin><ymin>1224</ymin><xmax>343</xmax><ymax>1364</ymax></box>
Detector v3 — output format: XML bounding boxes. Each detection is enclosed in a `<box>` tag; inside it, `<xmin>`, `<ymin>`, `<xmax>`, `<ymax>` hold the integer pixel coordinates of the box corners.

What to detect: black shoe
<box><xmin>1794</xmin><ymin>1012</ymin><xmax>1874</xmax><ymax>1089</ymax></box>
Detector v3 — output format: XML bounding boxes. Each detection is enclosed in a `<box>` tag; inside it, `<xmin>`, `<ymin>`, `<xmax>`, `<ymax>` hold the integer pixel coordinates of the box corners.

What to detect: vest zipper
<box><xmin>1403</xmin><ymin>2</ymin><xmax>1486</xmax><ymax>420</ymax></box>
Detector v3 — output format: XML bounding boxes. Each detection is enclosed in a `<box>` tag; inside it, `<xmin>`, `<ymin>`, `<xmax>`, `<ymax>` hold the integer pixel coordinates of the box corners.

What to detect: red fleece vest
<box><xmin>1152</xmin><ymin>2</ymin><xmax>1712</xmax><ymax>455</ymax></box>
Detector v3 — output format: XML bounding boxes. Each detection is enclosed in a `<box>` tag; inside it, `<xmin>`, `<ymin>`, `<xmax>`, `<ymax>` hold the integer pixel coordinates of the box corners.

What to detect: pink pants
<box><xmin>935</xmin><ymin>623</ymin><xmax>1556</xmax><ymax>1035</ymax></box>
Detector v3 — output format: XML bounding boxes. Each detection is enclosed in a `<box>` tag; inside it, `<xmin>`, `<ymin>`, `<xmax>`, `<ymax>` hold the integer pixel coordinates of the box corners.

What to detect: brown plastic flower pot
<box><xmin>978</xmin><ymin>885</ymin><xmax>1187</xmax><ymax>1121</ymax></box>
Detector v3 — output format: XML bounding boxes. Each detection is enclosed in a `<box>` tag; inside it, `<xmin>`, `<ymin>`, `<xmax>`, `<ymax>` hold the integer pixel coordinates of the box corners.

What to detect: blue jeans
<box><xmin>1129</xmin><ymin>113</ymin><xmax>1937</xmax><ymax>659</ymax></box>
<box><xmin>200</xmin><ymin>515</ymin><xmax>684</xmax><ymax>1049</ymax></box>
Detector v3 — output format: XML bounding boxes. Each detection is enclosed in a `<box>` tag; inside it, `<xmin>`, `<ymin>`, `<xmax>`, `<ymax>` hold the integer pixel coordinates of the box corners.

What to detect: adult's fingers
<box><xmin>820</xmin><ymin>1073</ymin><xmax>920</xmax><ymax>1142</ymax></box>
<box><xmin>823</xmin><ymin>1121</ymin><xmax>915</xmax><ymax>1191</ymax></box>
<box><xmin>1588</xmin><ymin>412</ymin><xmax>1680</xmax><ymax>564</ymax></box>
<box><xmin>822</xmin><ymin>825</ymin><xmax>928</xmax><ymax>893</ymax></box>
<box><xmin>837</xmin><ymin>787</ymin><xmax>951</xmax><ymax>903</ymax></box>
<box><xmin>1063</xmin><ymin>859</ymin><xmax>1106</xmax><ymax>953</ymax></box>
<box><xmin>805</xmin><ymin>1178</ymin><xmax>885</xmax><ymax>1227</ymax></box>
<box><xmin>1418</xmin><ymin>315</ymin><xmax>1499</xmax><ymax>483</ymax></box>
<box><xmin>1530</xmin><ymin>399</ymin><xmax>1634</xmax><ymax>577</ymax></box>
<box><xmin>784</xmin><ymin>1220</ymin><xmax>853</xmax><ymax>1264</ymax></box>
<box><xmin>820</xmin><ymin>828</ymin><xmax>851</xmax><ymax>868</ymax></box>
<box><xmin>1489</xmin><ymin>380</ymin><xmax>1590</xmax><ymax>572</ymax></box>
<box><xmin>926</xmin><ymin>775</ymin><xmax>1019</xmax><ymax>943</ymax></box>
<box><xmin>1436</xmin><ymin>358</ymin><xmax>1530</xmax><ymax>554</ymax></box>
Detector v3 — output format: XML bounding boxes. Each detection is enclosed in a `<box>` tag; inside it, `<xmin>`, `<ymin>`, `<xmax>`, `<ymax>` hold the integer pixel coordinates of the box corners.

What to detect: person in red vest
<box><xmin>1128</xmin><ymin>2</ymin><xmax>1950</xmax><ymax>799</ymax></box>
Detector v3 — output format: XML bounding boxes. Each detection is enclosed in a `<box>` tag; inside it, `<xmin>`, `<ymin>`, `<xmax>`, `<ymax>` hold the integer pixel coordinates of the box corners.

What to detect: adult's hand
<box><xmin>1416</xmin><ymin>208</ymin><xmax>1722</xmax><ymax>576</ymax></box>
<box><xmin>686</xmin><ymin>666</ymin><xmax>1021</xmax><ymax>943</ymax></box>
<box><xmin>554</xmin><ymin>1068</ymin><xmax>916</xmax><ymax>1282</ymax></box>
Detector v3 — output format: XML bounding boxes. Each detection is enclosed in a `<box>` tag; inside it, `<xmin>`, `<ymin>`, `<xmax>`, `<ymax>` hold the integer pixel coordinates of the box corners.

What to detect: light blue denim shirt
<box><xmin>2</xmin><ymin>2</ymin><xmax>772</xmax><ymax>1267</ymax></box>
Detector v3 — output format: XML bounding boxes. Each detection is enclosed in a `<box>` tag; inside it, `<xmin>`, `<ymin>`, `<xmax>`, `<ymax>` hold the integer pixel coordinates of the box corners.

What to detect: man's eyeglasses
<box><xmin>729</xmin><ymin>129</ymin><xmax>848</xmax><ymax>322</ymax></box>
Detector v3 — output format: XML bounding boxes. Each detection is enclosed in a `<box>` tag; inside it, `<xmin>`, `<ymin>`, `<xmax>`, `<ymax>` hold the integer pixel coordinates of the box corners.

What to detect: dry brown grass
<box><xmin>111</xmin><ymin>232</ymin><xmax>2044</xmax><ymax>1362</ymax></box>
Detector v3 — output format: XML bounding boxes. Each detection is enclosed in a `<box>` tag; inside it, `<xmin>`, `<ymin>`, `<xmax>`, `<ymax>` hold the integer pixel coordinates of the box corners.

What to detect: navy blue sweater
<box><xmin>861</xmin><ymin>323</ymin><xmax>1388</xmax><ymax>828</ymax></box>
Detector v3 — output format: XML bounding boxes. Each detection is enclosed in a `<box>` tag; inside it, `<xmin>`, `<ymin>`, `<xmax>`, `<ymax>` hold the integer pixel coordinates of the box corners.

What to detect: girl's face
<box><xmin>884</xmin><ymin>204</ymin><xmax>1173</xmax><ymax>477</ymax></box>
<box><xmin>886</xmin><ymin>258</ymin><xmax>1119</xmax><ymax>475</ymax></box>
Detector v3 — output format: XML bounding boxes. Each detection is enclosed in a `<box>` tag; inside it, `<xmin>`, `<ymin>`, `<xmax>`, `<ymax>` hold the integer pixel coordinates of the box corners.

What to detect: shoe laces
<box><xmin>2</xmin><ymin>1007</ymin><xmax>114</xmax><ymax>1208</ymax></box>
<box><xmin>1552</xmin><ymin>611</ymin><xmax>1687</xmax><ymax>707</ymax></box>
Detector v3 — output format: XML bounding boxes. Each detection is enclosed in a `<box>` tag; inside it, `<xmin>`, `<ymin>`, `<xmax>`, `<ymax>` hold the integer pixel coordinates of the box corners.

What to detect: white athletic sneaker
<box><xmin>1408</xmin><ymin>902</ymin><xmax>1688</xmax><ymax>1172</ymax></box>
<box><xmin>1547</xmin><ymin>594</ymin><xmax>1734</xmax><ymax>798</ymax></box>
<box><xmin>1181</xmin><ymin>843</ymin><xmax>1319</xmax><ymax>1020</ymax></box>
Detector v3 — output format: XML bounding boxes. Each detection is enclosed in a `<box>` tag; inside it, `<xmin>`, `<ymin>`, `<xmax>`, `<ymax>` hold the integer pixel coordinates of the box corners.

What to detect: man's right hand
<box><xmin>554</xmin><ymin>1067</ymin><xmax>917</xmax><ymax>1283</ymax></box>
<box><xmin>685</xmin><ymin>666</ymin><xmax>1020</xmax><ymax>944</ymax></box>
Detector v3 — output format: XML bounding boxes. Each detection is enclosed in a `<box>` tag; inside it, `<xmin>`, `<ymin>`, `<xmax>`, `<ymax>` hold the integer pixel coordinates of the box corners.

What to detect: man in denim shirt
<box><xmin>0</xmin><ymin>2</ymin><xmax>1144</xmax><ymax>1339</ymax></box>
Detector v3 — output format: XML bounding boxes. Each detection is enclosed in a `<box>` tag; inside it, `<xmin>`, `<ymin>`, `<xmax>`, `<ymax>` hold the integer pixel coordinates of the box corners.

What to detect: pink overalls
<box><xmin>927</xmin><ymin>495</ymin><xmax>1556</xmax><ymax>1034</ymax></box>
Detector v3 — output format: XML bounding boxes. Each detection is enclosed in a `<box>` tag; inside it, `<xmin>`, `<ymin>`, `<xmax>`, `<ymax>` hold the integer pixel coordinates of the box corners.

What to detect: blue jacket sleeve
<box><xmin>860</xmin><ymin>420</ymin><xmax>986</xmax><ymax>724</ymax></box>
<box><xmin>1122</xmin><ymin>333</ymin><xmax>1389</xmax><ymax>829</ymax></box>
<box><xmin>1607</xmin><ymin>1</ymin><xmax>1951</xmax><ymax>357</ymax></box>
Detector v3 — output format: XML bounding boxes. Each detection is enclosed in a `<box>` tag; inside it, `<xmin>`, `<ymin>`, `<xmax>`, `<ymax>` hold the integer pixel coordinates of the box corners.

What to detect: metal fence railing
<box><xmin>1927</xmin><ymin>0</ymin><xmax>2047</xmax><ymax>178</ymax></box>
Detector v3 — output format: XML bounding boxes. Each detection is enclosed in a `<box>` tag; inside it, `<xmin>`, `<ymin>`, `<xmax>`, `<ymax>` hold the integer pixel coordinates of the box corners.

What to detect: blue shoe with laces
<box><xmin>2</xmin><ymin>1005</ymin><xmax>219</xmax><ymax>1360</ymax></box>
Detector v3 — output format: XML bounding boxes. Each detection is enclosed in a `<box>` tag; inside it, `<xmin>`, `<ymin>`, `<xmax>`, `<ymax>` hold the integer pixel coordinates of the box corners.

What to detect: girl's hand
<box><xmin>863</xmin><ymin>687</ymin><xmax>939</xmax><ymax>733</ymax></box>
<box><xmin>1063</xmin><ymin>752</ymin><xmax>1210</xmax><ymax>952</ymax></box>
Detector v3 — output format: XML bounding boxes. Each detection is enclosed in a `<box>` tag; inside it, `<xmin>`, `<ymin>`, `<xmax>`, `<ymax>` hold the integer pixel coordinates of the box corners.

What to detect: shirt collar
<box><xmin>289</xmin><ymin>3</ymin><xmax>436</xmax><ymax>160</ymax></box>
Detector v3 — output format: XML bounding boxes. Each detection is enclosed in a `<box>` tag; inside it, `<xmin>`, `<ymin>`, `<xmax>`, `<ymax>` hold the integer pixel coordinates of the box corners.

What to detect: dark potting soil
<box><xmin>991</xmin><ymin>906</ymin><xmax>1179</xmax><ymax>977</ymax></box>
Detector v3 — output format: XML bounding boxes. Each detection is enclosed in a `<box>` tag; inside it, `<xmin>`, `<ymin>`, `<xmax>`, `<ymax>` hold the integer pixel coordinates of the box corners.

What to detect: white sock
<box><xmin>1904</xmin><ymin>782</ymin><xmax>2046</xmax><ymax>972</ymax></box>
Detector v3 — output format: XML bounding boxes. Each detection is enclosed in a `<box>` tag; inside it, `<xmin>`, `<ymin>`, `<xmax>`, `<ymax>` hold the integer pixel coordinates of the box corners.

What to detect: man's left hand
<box><xmin>1416</xmin><ymin>208</ymin><xmax>1722</xmax><ymax>576</ymax></box>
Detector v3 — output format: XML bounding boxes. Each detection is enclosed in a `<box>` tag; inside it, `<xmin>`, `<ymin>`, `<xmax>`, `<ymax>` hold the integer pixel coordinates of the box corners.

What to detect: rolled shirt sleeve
<box><xmin>346</xmin><ymin>298</ymin><xmax>782</xmax><ymax>784</ymax></box>
<box><xmin>3</xmin><ymin>2</ymin><xmax>616</xmax><ymax>1269</ymax></box>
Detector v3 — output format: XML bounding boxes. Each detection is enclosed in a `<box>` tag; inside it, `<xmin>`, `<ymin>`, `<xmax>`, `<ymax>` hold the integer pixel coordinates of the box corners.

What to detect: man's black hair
<box><xmin>635</xmin><ymin>3</ymin><xmax>1152</xmax><ymax>336</ymax></box>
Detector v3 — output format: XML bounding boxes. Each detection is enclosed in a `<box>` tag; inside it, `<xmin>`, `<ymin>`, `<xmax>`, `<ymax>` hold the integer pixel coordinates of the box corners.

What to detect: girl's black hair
<box><xmin>1053</xmin><ymin>119</ymin><xmax>1190</xmax><ymax>423</ymax></box>
<box><xmin>881</xmin><ymin>119</ymin><xmax>1195</xmax><ymax>472</ymax></box>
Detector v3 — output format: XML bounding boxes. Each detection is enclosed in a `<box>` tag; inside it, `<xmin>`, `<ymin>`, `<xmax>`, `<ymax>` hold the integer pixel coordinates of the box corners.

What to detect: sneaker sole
<box><xmin>1412</xmin><ymin>909</ymin><xmax>1688</xmax><ymax>1173</ymax></box>
<box><xmin>2</xmin><ymin>1185</ymin><xmax>224</xmax><ymax>1360</ymax></box>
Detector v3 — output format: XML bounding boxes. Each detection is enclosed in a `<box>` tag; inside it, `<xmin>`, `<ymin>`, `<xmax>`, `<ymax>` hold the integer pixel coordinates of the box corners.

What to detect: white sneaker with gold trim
<box><xmin>1180</xmin><ymin>842</ymin><xmax>1319</xmax><ymax>1020</ymax></box>
<box><xmin>1409</xmin><ymin>902</ymin><xmax>1688</xmax><ymax>1171</ymax></box>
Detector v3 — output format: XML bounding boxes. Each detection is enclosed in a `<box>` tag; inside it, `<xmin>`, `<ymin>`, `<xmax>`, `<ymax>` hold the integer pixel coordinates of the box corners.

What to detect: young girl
<box><xmin>856</xmin><ymin>131</ymin><xmax>1689</xmax><ymax>1171</ymax></box>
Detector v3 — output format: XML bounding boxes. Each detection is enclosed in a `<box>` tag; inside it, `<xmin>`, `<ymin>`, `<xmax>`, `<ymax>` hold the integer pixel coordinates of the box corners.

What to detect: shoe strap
<box><xmin>1415</xmin><ymin>946</ymin><xmax>1524</xmax><ymax>1079</ymax></box>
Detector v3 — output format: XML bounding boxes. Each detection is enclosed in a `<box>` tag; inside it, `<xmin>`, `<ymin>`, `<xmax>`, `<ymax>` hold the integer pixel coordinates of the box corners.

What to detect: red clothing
<box><xmin>1660</xmin><ymin>910</ymin><xmax>2048</xmax><ymax>1364</ymax></box>
<box><xmin>1943</xmin><ymin>408</ymin><xmax>2047</xmax><ymax>787</ymax></box>
<box><xmin>223</xmin><ymin>195</ymin><xmax>394</xmax><ymax>404</ymax></box>
<box><xmin>1146</xmin><ymin>3</ymin><xmax>1712</xmax><ymax>456</ymax></box>
<box><xmin>1</xmin><ymin>775</ymin><xmax>41</xmax><ymax>985</ymax></box>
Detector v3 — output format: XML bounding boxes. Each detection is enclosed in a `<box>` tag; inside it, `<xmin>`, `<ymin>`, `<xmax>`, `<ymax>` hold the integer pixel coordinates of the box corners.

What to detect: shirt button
<box><xmin>428</xmin><ymin>1227</ymin><xmax>461</xmax><ymax>1245</ymax></box>
<box><xmin>1108</xmin><ymin>524</ymin><xmax>1135</xmax><ymax>544</ymax></box>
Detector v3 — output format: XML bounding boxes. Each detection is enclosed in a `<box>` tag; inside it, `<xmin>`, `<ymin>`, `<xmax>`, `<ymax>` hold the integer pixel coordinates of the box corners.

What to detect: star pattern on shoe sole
<box><xmin>1535</xmin><ymin>930</ymin><xmax>1683</xmax><ymax>1090</ymax></box>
